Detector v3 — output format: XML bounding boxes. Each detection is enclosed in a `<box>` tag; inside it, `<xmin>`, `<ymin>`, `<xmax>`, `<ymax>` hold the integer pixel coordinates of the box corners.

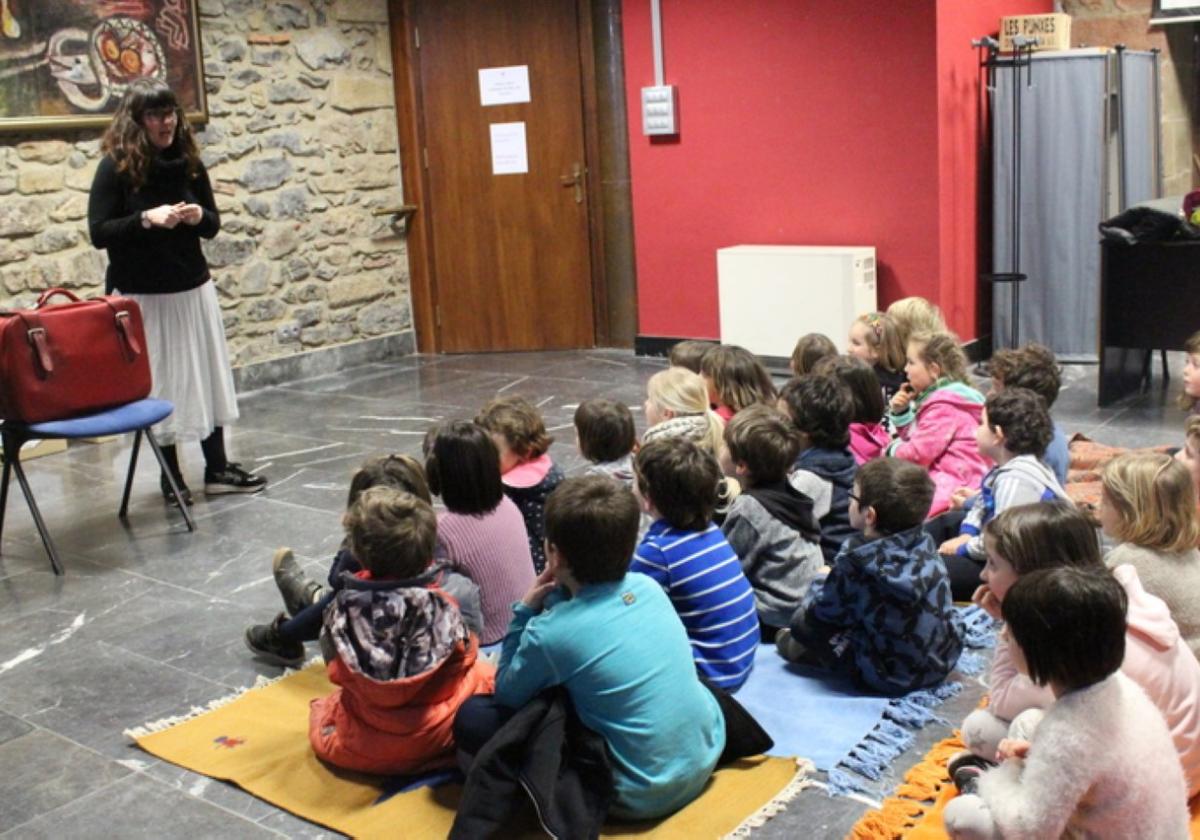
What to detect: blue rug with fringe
<box><xmin>734</xmin><ymin>604</ymin><xmax>997</xmax><ymax>796</ymax></box>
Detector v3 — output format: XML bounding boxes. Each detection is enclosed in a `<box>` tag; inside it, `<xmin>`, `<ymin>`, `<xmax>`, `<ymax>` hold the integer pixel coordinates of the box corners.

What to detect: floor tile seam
<box><xmin>431</xmin><ymin>365</ymin><xmax>648</xmax><ymax>388</ymax></box>
<box><xmin>77</xmin><ymin>565</ymin><xmax>259</xmax><ymax>611</ymax></box>
<box><xmin>0</xmin><ymin>775</ymin><xmax>131</xmax><ymax>837</ymax></box>
<box><xmin>0</xmin><ymin>718</ymin><xmax>136</xmax><ymax>776</ymax></box>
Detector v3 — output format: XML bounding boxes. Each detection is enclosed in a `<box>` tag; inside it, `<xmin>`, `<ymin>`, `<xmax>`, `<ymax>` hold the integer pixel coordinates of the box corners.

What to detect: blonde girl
<box><xmin>847</xmin><ymin>312</ymin><xmax>906</xmax><ymax>402</ymax></box>
<box><xmin>699</xmin><ymin>344</ymin><xmax>777</xmax><ymax>422</ymax></box>
<box><xmin>1100</xmin><ymin>452</ymin><xmax>1200</xmax><ymax>657</ymax></box>
<box><xmin>1176</xmin><ymin>415</ymin><xmax>1200</xmax><ymax>501</ymax></box>
<box><xmin>642</xmin><ymin>366</ymin><xmax>726</xmax><ymax>455</ymax></box>
<box><xmin>886</xmin><ymin>332</ymin><xmax>989</xmax><ymax>516</ymax></box>
<box><xmin>886</xmin><ymin>296</ymin><xmax>947</xmax><ymax>351</ymax></box>
<box><xmin>1178</xmin><ymin>330</ymin><xmax>1200</xmax><ymax>413</ymax></box>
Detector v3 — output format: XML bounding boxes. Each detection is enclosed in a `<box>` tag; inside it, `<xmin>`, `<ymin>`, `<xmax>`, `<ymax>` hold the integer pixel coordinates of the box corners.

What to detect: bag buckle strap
<box><xmin>112</xmin><ymin>309</ymin><xmax>143</xmax><ymax>360</ymax></box>
<box><xmin>25</xmin><ymin>325</ymin><xmax>53</xmax><ymax>376</ymax></box>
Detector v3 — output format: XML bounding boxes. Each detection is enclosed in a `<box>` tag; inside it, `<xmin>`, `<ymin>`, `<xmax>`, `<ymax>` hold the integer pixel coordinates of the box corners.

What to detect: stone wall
<box><xmin>0</xmin><ymin>0</ymin><xmax>412</xmax><ymax>369</ymax></box>
<box><xmin>1062</xmin><ymin>0</ymin><xmax>1199</xmax><ymax>195</ymax></box>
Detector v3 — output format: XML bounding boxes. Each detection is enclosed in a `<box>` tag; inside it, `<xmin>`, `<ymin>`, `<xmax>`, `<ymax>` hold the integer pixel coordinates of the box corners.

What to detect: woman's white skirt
<box><xmin>123</xmin><ymin>282</ymin><xmax>240</xmax><ymax>446</ymax></box>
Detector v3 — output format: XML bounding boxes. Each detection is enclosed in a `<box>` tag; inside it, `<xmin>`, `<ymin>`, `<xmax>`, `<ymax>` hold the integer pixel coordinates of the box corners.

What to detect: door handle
<box><xmin>559</xmin><ymin>163</ymin><xmax>585</xmax><ymax>204</ymax></box>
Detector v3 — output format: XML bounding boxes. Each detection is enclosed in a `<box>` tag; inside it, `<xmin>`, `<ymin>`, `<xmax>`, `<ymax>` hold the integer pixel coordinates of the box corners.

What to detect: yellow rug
<box><xmin>849</xmin><ymin>732</ymin><xmax>1200</xmax><ymax>840</ymax></box>
<box><xmin>127</xmin><ymin>664</ymin><xmax>813</xmax><ymax>839</ymax></box>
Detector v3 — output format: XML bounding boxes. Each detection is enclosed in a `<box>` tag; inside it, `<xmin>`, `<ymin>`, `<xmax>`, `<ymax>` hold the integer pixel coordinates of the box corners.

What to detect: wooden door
<box><xmin>412</xmin><ymin>0</ymin><xmax>595</xmax><ymax>352</ymax></box>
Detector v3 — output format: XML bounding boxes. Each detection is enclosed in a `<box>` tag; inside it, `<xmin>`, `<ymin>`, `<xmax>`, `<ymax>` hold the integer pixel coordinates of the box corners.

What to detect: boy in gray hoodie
<box><xmin>721</xmin><ymin>404</ymin><xmax>825</xmax><ymax>632</ymax></box>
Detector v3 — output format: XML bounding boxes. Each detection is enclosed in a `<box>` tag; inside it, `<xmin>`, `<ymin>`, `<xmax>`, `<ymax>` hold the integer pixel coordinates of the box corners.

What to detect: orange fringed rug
<box><xmin>850</xmin><ymin>733</ymin><xmax>1200</xmax><ymax>839</ymax></box>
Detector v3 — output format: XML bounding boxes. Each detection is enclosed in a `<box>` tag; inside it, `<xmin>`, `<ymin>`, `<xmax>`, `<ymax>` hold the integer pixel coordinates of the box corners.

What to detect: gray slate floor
<box><xmin>0</xmin><ymin>349</ymin><xmax>1185</xmax><ymax>838</ymax></box>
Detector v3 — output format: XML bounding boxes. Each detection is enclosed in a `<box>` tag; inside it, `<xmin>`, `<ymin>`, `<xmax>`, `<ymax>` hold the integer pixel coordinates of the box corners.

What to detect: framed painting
<box><xmin>0</xmin><ymin>0</ymin><xmax>206</xmax><ymax>132</ymax></box>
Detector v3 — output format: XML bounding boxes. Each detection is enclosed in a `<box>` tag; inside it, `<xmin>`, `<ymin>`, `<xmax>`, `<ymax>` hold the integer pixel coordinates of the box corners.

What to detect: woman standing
<box><xmin>88</xmin><ymin>79</ymin><xmax>265</xmax><ymax>503</ymax></box>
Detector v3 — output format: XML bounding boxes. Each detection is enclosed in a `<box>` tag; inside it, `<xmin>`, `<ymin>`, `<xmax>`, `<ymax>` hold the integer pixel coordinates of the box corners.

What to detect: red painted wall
<box><xmin>624</xmin><ymin>0</ymin><xmax>1050</xmax><ymax>343</ymax></box>
<box><xmin>934</xmin><ymin>0</ymin><xmax>1051</xmax><ymax>336</ymax></box>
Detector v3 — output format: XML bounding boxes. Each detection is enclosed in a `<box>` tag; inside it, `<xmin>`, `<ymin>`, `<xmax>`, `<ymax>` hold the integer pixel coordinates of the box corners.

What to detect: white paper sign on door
<box><xmin>479</xmin><ymin>66</ymin><xmax>531</xmax><ymax>106</ymax></box>
<box><xmin>490</xmin><ymin>122</ymin><xmax>528</xmax><ymax>175</ymax></box>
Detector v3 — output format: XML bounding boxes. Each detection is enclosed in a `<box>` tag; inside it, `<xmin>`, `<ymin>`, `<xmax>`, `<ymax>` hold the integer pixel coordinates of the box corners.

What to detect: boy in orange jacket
<box><xmin>309</xmin><ymin>486</ymin><xmax>495</xmax><ymax>774</ymax></box>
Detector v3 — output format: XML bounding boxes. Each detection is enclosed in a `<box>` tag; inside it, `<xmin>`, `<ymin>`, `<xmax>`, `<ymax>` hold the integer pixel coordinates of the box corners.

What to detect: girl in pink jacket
<box><xmin>958</xmin><ymin>502</ymin><xmax>1200</xmax><ymax>797</ymax></box>
<box><xmin>886</xmin><ymin>332</ymin><xmax>990</xmax><ymax>517</ymax></box>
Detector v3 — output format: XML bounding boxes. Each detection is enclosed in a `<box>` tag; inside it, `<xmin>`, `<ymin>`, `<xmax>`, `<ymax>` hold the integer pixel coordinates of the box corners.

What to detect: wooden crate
<box><xmin>1000</xmin><ymin>13</ymin><xmax>1071</xmax><ymax>53</ymax></box>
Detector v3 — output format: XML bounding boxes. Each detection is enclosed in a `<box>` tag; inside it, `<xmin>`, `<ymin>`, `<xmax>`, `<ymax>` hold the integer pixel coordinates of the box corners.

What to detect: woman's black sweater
<box><xmin>87</xmin><ymin>150</ymin><xmax>221</xmax><ymax>295</ymax></box>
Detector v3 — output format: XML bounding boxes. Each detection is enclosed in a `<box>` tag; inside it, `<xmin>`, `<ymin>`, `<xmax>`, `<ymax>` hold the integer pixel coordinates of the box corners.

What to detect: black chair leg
<box><xmin>0</xmin><ymin>431</ymin><xmax>13</xmax><ymax>546</ymax></box>
<box><xmin>118</xmin><ymin>430</ymin><xmax>143</xmax><ymax>519</ymax></box>
<box><xmin>4</xmin><ymin>439</ymin><xmax>63</xmax><ymax>575</ymax></box>
<box><xmin>145</xmin><ymin>430</ymin><xmax>195</xmax><ymax>532</ymax></box>
<box><xmin>1161</xmin><ymin>349</ymin><xmax>1170</xmax><ymax>384</ymax></box>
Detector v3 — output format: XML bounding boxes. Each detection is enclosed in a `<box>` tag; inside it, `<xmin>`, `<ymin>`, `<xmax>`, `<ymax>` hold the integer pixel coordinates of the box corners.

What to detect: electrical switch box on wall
<box><xmin>641</xmin><ymin>85</ymin><xmax>678</xmax><ymax>135</ymax></box>
<box><xmin>717</xmin><ymin>245</ymin><xmax>877</xmax><ymax>360</ymax></box>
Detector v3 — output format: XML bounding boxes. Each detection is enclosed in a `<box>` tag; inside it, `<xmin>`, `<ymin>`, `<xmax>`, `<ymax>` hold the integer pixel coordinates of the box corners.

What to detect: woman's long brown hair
<box><xmin>101</xmin><ymin>78</ymin><xmax>201</xmax><ymax>189</ymax></box>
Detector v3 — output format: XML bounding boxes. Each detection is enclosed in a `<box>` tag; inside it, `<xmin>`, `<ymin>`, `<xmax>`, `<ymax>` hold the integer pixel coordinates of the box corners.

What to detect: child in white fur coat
<box><xmin>944</xmin><ymin>566</ymin><xmax>1188</xmax><ymax>840</ymax></box>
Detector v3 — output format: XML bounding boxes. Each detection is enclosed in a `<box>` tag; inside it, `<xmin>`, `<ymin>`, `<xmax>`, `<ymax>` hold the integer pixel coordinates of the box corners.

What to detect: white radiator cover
<box><xmin>716</xmin><ymin>245</ymin><xmax>878</xmax><ymax>359</ymax></box>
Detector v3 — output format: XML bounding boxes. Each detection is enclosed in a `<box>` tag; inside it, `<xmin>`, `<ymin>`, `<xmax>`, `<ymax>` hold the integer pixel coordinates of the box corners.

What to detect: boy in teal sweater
<box><xmin>454</xmin><ymin>475</ymin><xmax>726</xmax><ymax>819</ymax></box>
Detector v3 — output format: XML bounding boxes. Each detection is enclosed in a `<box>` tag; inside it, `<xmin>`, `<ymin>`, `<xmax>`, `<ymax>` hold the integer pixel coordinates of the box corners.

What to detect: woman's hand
<box><xmin>174</xmin><ymin>202</ymin><xmax>204</xmax><ymax>225</ymax></box>
<box><xmin>521</xmin><ymin>566</ymin><xmax>557</xmax><ymax>611</ymax></box>
<box><xmin>144</xmin><ymin>204</ymin><xmax>182</xmax><ymax>228</ymax></box>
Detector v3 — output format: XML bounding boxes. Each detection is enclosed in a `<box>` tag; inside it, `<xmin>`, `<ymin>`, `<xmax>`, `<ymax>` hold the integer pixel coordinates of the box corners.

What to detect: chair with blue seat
<box><xmin>0</xmin><ymin>398</ymin><xmax>195</xmax><ymax>575</ymax></box>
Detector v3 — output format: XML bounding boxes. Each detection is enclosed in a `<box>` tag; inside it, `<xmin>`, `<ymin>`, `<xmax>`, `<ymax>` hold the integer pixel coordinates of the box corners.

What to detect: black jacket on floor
<box><xmin>450</xmin><ymin>689</ymin><xmax>614</xmax><ymax>840</ymax></box>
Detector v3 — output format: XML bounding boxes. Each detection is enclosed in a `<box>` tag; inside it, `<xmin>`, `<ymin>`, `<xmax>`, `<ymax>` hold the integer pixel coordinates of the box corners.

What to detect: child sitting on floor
<box><xmin>574</xmin><ymin>398</ymin><xmax>636</xmax><ymax>487</ymax></box>
<box><xmin>958</xmin><ymin>502</ymin><xmax>1200</xmax><ymax>797</ymax></box>
<box><xmin>847</xmin><ymin>312</ymin><xmax>906</xmax><ymax>404</ymax></box>
<box><xmin>790</xmin><ymin>332</ymin><xmax>838</xmax><ymax>377</ymax></box>
<box><xmin>631</xmin><ymin>437</ymin><xmax>760</xmax><ymax>691</ymax></box>
<box><xmin>721</xmin><ymin>404</ymin><xmax>824</xmax><ymax>631</ymax></box>
<box><xmin>1100</xmin><ymin>452</ymin><xmax>1200</xmax><ymax>657</ymax></box>
<box><xmin>987</xmin><ymin>342</ymin><xmax>1068</xmax><ymax>484</ymax></box>
<box><xmin>642</xmin><ymin>366</ymin><xmax>727</xmax><ymax>454</ymax></box>
<box><xmin>777</xmin><ymin>458</ymin><xmax>963</xmax><ymax>696</ymax></box>
<box><xmin>308</xmin><ymin>486</ymin><xmax>496</xmax><ymax>775</ymax></box>
<box><xmin>888</xmin><ymin>332</ymin><xmax>990</xmax><ymax>517</ymax></box>
<box><xmin>668</xmin><ymin>338</ymin><xmax>717</xmax><ymax>373</ymax></box>
<box><xmin>815</xmin><ymin>355</ymin><xmax>891</xmax><ymax>464</ymax></box>
<box><xmin>1176</xmin><ymin>415</ymin><xmax>1200</xmax><ymax>502</ymax></box>
<box><xmin>944</xmin><ymin>566</ymin><xmax>1189</xmax><ymax>840</ymax></box>
<box><xmin>244</xmin><ymin>454</ymin><xmax>482</xmax><ymax>667</ymax></box>
<box><xmin>779</xmin><ymin>373</ymin><xmax>858</xmax><ymax>564</ymax></box>
<box><xmin>700</xmin><ymin>344</ymin><xmax>778</xmax><ymax>422</ymax></box>
<box><xmin>425</xmin><ymin>421</ymin><xmax>536</xmax><ymax>644</ymax></box>
<box><xmin>476</xmin><ymin>395</ymin><xmax>564</xmax><ymax>573</ymax></box>
<box><xmin>936</xmin><ymin>387</ymin><xmax>1068</xmax><ymax>601</ymax></box>
<box><xmin>886</xmin><ymin>296</ymin><xmax>946</xmax><ymax>351</ymax></box>
<box><xmin>453</xmin><ymin>475</ymin><xmax>729</xmax><ymax>820</ymax></box>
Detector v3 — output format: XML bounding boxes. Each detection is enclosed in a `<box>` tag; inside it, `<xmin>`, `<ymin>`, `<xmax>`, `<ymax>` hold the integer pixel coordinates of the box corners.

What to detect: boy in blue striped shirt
<box><xmin>631</xmin><ymin>437</ymin><xmax>761</xmax><ymax>691</ymax></box>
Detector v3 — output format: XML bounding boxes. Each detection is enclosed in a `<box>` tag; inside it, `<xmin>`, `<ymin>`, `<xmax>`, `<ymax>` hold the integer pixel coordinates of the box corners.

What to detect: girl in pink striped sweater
<box><xmin>425</xmin><ymin>421</ymin><xmax>536</xmax><ymax>644</ymax></box>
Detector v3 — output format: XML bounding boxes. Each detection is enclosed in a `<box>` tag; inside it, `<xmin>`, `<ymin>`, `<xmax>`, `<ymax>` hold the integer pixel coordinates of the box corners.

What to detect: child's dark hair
<box><xmin>790</xmin><ymin>333</ymin><xmax>838</xmax><ymax>376</ymax></box>
<box><xmin>1002</xmin><ymin>566</ymin><xmax>1126</xmax><ymax>692</ymax></box>
<box><xmin>347</xmin><ymin>454</ymin><xmax>432</xmax><ymax>508</ymax></box>
<box><xmin>1179</xmin><ymin>331</ymin><xmax>1200</xmax><ymax>410</ymax></box>
<box><xmin>574</xmin><ymin>399</ymin><xmax>636</xmax><ymax>463</ymax></box>
<box><xmin>909</xmin><ymin>331</ymin><xmax>968</xmax><ymax>385</ymax></box>
<box><xmin>814</xmin><ymin>355</ymin><xmax>886</xmax><ymax>424</ymax></box>
<box><xmin>723</xmin><ymin>404</ymin><xmax>800</xmax><ymax>485</ymax></box>
<box><xmin>855</xmin><ymin>458</ymin><xmax>934</xmax><ymax>533</ymax></box>
<box><xmin>989</xmin><ymin>343</ymin><xmax>1061</xmax><ymax>408</ymax></box>
<box><xmin>425</xmin><ymin>420</ymin><xmax>504</xmax><ymax>515</ymax></box>
<box><xmin>475</xmin><ymin>395</ymin><xmax>552</xmax><ymax>459</ymax></box>
<box><xmin>778</xmin><ymin>374</ymin><xmax>853</xmax><ymax>449</ymax></box>
<box><xmin>700</xmin><ymin>344</ymin><xmax>778</xmax><ymax>412</ymax></box>
<box><xmin>635</xmin><ymin>436</ymin><xmax>721</xmax><ymax>531</ymax></box>
<box><xmin>668</xmin><ymin>339</ymin><xmax>718</xmax><ymax>373</ymax></box>
<box><xmin>544</xmin><ymin>475</ymin><xmax>640</xmax><ymax>584</ymax></box>
<box><xmin>985</xmin><ymin>387</ymin><xmax>1053</xmax><ymax>457</ymax></box>
<box><xmin>983</xmin><ymin>501</ymin><xmax>1101</xmax><ymax>575</ymax></box>
<box><xmin>343</xmin><ymin>487</ymin><xmax>437</xmax><ymax>579</ymax></box>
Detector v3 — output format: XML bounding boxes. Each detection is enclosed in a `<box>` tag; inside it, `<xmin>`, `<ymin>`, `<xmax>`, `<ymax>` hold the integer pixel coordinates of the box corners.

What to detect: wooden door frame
<box><xmin>387</xmin><ymin>0</ymin><xmax>611</xmax><ymax>353</ymax></box>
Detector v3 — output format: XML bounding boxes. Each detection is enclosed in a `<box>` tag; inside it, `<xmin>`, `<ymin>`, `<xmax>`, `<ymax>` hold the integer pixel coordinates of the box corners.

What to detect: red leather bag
<box><xmin>0</xmin><ymin>288</ymin><xmax>151</xmax><ymax>423</ymax></box>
